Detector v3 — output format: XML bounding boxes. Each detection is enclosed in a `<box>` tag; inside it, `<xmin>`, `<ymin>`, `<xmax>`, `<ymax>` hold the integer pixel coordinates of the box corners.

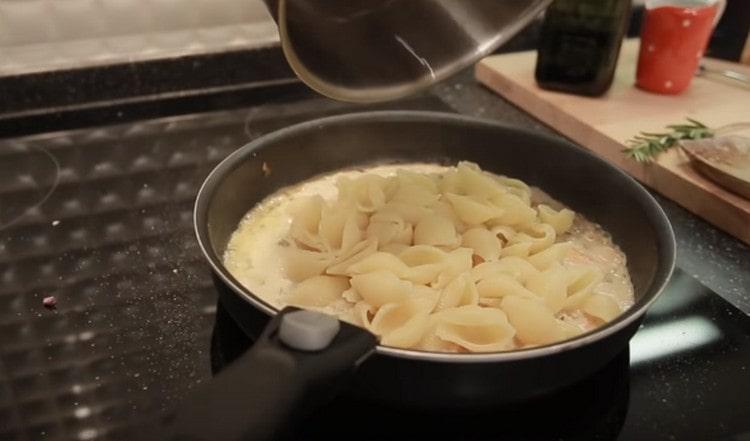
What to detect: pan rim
<box><xmin>194</xmin><ymin>110</ymin><xmax>676</xmax><ymax>363</ymax></box>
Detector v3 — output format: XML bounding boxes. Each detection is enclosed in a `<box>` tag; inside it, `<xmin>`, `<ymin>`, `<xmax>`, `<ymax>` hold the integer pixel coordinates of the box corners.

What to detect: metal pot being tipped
<box><xmin>262</xmin><ymin>0</ymin><xmax>552</xmax><ymax>102</ymax></box>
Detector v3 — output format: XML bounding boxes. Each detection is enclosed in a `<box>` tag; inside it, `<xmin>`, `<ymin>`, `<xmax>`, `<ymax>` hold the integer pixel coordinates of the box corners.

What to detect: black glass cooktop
<box><xmin>212</xmin><ymin>269</ymin><xmax>750</xmax><ymax>441</ymax></box>
<box><xmin>0</xmin><ymin>91</ymin><xmax>451</xmax><ymax>441</ymax></box>
<box><xmin>0</xmin><ymin>86</ymin><xmax>748</xmax><ymax>441</ymax></box>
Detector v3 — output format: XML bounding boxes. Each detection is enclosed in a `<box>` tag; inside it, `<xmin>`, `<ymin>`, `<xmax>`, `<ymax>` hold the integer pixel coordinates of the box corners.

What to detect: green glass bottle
<box><xmin>535</xmin><ymin>0</ymin><xmax>632</xmax><ymax>96</ymax></box>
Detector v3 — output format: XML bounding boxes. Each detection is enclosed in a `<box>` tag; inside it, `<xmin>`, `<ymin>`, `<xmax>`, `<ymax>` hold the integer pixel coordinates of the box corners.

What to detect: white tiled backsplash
<box><xmin>0</xmin><ymin>0</ymin><xmax>279</xmax><ymax>75</ymax></box>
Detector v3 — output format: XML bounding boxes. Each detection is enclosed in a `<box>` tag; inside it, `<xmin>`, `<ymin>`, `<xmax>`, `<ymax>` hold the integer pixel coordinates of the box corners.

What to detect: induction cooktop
<box><xmin>211</xmin><ymin>270</ymin><xmax>750</xmax><ymax>441</ymax></box>
<box><xmin>1</xmin><ymin>85</ymin><xmax>747</xmax><ymax>441</ymax></box>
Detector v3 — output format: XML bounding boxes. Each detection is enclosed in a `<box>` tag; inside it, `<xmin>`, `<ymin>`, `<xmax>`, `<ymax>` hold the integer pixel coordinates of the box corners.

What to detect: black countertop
<box><xmin>0</xmin><ymin>43</ymin><xmax>748</xmax><ymax>441</ymax></box>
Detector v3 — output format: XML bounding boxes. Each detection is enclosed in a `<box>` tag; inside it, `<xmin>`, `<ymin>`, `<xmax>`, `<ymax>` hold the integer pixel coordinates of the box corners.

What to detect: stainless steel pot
<box><xmin>165</xmin><ymin>111</ymin><xmax>675</xmax><ymax>441</ymax></box>
<box><xmin>262</xmin><ymin>0</ymin><xmax>552</xmax><ymax>102</ymax></box>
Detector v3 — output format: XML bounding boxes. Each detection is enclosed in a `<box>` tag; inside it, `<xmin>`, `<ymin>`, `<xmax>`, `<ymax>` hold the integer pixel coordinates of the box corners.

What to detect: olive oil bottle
<box><xmin>535</xmin><ymin>0</ymin><xmax>632</xmax><ymax>96</ymax></box>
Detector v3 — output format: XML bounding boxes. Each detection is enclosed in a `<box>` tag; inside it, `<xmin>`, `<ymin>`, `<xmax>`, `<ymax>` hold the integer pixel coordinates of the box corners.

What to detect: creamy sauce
<box><xmin>224</xmin><ymin>163</ymin><xmax>634</xmax><ymax>338</ymax></box>
<box><xmin>224</xmin><ymin>164</ymin><xmax>448</xmax><ymax>311</ymax></box>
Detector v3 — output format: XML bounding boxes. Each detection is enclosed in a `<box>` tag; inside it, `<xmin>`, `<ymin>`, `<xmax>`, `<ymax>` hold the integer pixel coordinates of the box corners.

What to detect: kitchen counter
<box><xmin>0</xmin><ymin>44</ymin><xmax>748</xmax><ymax>441</ymax></box>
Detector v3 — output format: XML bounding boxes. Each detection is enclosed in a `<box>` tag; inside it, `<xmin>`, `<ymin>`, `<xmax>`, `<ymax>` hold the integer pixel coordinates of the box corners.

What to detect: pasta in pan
<box><xmin>223</xmin><ymin>162</ymin><xmax>635</xmax><ymax>352</ymax></box>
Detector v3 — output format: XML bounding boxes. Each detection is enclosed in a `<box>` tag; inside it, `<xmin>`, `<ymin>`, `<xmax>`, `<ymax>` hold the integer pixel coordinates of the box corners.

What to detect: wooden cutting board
<box><xmin>476</xmin><ymin>39</ymin><xmax>750</xmax><ymax>246</ymax></box>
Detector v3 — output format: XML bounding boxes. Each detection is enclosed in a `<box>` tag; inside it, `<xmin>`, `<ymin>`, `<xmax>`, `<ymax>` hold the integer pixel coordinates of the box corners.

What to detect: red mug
<box><xmin>636</xmin><ymin>0</ymin><xmax>726</xmax><ymax>94</ymax></box>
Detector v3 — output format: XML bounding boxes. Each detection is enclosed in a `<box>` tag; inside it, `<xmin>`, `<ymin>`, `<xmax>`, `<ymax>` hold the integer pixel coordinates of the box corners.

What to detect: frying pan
<box><xmin>168</xmin><ymin>111</ymin><xmax>675</xmax><ymax>440</ymax></box>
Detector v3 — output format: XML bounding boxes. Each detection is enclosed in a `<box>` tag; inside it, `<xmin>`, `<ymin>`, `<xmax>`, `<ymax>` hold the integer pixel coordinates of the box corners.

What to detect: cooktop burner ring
<box><xmin>209</xmin><ymin>299</ymin><xmax>631</xmax><ymax>440</ymax></box>
<box><xmin>0</xmin><ymin>144</ymin><xmax>61</xmax><ymax>230</ymax></box>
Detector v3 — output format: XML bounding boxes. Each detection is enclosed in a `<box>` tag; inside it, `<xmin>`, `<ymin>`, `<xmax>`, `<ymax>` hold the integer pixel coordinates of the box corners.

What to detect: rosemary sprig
<box><xmin>624</xmin><ymin>118</ymin><xmax>714</xmax><ymax>163</ymax></box>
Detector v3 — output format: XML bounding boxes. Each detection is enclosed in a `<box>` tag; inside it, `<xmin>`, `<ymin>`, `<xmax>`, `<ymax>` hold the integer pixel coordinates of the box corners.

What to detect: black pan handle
<box><xmin>166</xmin><ymin>307</ymin><xmax>378</xmax><ymax>441</ymax></box>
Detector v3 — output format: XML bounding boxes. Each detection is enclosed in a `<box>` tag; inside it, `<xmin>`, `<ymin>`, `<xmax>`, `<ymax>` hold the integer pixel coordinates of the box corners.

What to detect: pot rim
<box><xmin>275</xmin><ymin>0</ymin><xmax>554</xmax><ymax>103</ymax></box>
<box><xmin>194</xmin><ymin>110</ymin><xmax>676</xmax><ymax>363</ymax></box>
